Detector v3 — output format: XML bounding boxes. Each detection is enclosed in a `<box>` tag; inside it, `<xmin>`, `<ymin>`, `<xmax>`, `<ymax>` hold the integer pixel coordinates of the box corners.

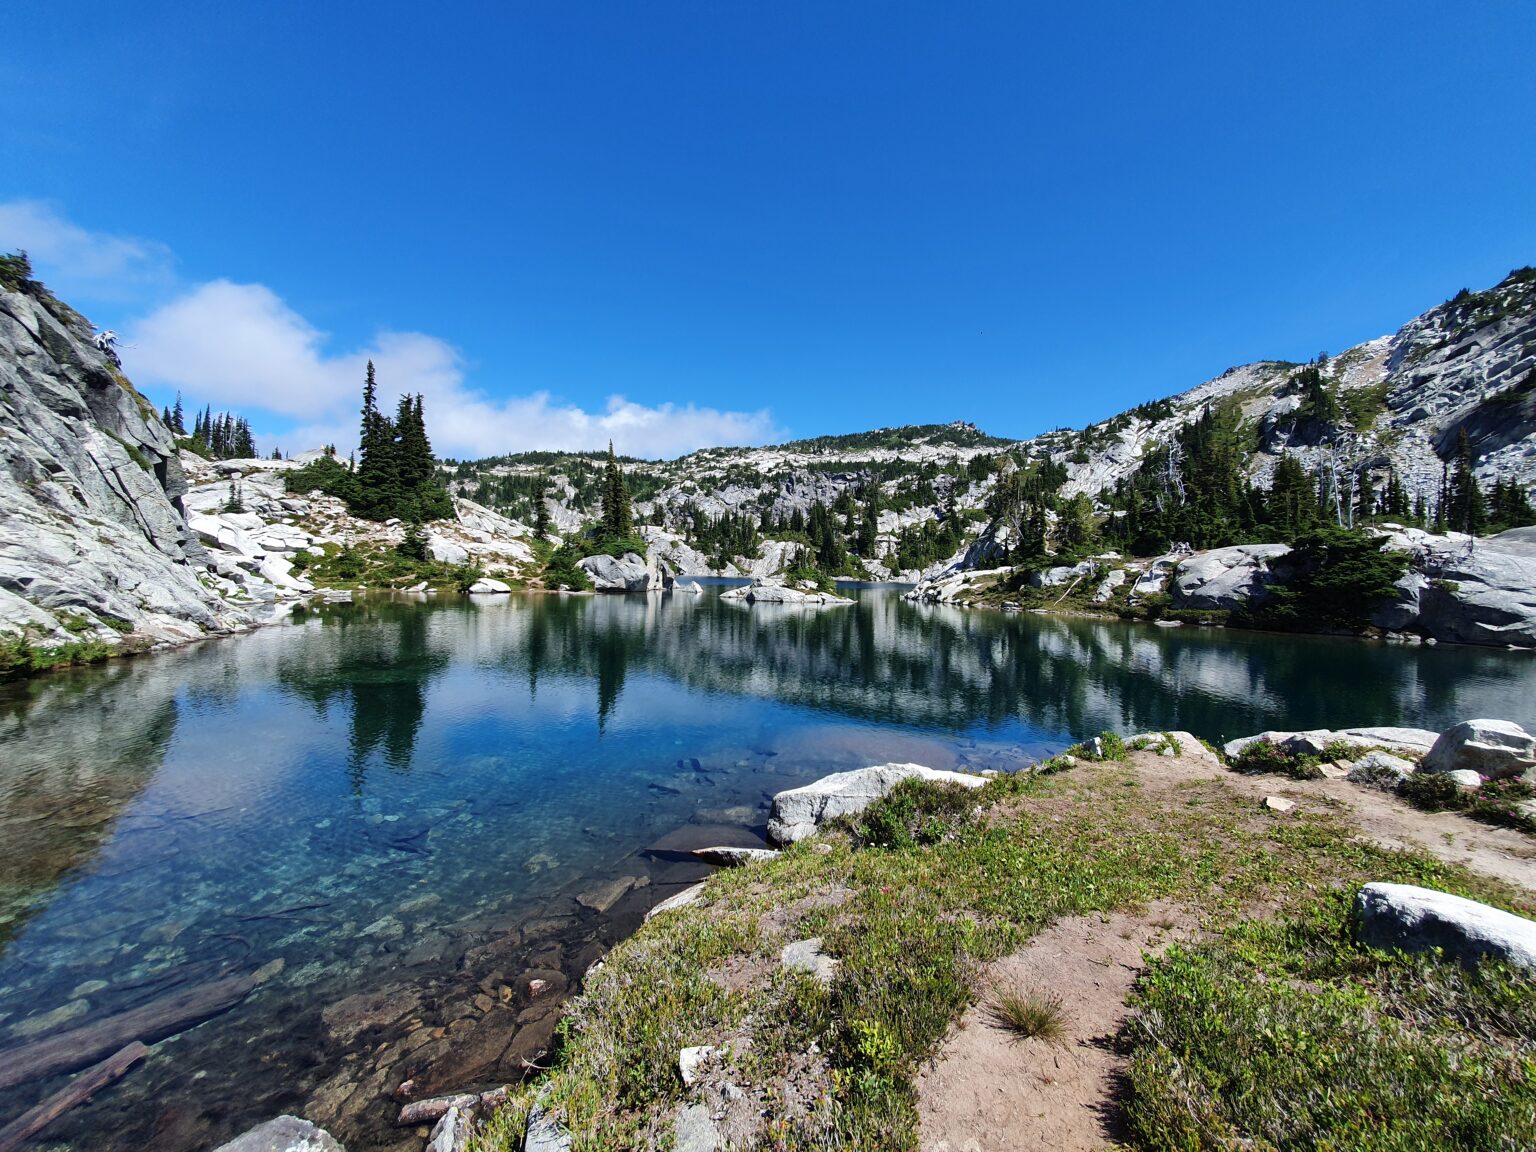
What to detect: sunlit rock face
<box><xmin>0</xmin><ymin>281</ymin><xmax>252</xmax><ymax>646</ymax></box>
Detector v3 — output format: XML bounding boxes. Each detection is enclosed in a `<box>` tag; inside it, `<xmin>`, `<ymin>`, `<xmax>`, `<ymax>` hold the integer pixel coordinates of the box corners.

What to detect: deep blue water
<box><xmin>1</xmin><ymin>587</ymin><xmax>1534</xmax><ymax>1149</ymax></box>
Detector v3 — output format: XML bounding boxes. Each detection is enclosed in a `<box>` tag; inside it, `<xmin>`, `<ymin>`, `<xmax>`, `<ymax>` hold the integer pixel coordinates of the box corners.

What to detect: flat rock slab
<box><xmin>673</xmin><ymin>1103</ymin><xmax>723</xmax><ymax>1152</ymax></box>
<box><xmin>645</xmin><ymin>882</ymin><xmax>708</xmax><ymax>922</ymax></box>
<box><xmin>1356</xmin><ymin>882</ymin><xmax>1536</xmax><ymax>968</ymax></box>
<box><xmin>212</xmin><ymin>1115</ymin><xmax>346</xmax><ymax>1152</ymax></box>
<box><xmin>1224</xmin><ymin>727</ymin><xmax>1439</xmax><ymax>760</ymax></box>
<box><xmin>576</xmin><ymin>876</ymin><xmax>636</xmax><ymax>914</ymax></box>
<box><xmin>767</xmin><ymin>763</ymin><xmax>986</xmax><ymax>844</ymax></box>
<box><xmin>691</xmin><ymin>846</ymin><xmax>780</xmax><ymax>867</ymax></box>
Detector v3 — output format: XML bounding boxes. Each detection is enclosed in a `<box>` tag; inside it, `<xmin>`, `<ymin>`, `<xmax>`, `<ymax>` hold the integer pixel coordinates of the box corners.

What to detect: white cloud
<box><xmin>126</xmin><ymin>279</ymin><xmax>781</xmax><ymax>459</ymax></box>
<box><xmin>0</xmin><ymin>199</ymin><xmax>175</xmax><ymax>300</ymax></box>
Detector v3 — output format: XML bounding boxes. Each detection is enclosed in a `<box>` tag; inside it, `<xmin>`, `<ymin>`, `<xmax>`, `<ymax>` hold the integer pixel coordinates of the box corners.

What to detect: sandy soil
<box><xmin>915</xmin><ymin>901</ymin><xmax>1191</xmax><ymax>1152</ymax></box>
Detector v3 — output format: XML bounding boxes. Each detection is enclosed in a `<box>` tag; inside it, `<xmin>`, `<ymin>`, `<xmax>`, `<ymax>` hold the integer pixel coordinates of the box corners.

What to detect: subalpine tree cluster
<box><xmin>181</xmin><ymin>403</ymin><xmax>257</xmax><ymax>459</ymax></box>
<box><xmin>353</xmin><ymin>361</ymin><xmax>454</xmax><ymax>523</ymax></box>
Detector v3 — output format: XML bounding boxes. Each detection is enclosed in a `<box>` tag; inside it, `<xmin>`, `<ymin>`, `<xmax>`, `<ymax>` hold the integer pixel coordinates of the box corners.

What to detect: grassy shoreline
<box><xmin>469</xmin><ymin>743</ymin><xmax>1536</xmax><ymax>1150</ymax></box>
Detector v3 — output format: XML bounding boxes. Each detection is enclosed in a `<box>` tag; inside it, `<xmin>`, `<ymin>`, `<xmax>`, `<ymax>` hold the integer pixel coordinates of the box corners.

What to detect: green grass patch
<box><xmin>0</xmin><ymin>631</ymin><xmax>117</xmax><ymax>680</ymax></box>
<box><xmin>1125</xmin><ymin>890</ymin><xmax>1536</xmax><ymax>1151</ymax></box>
<box><xmin>300</xmin><ymin>542</ymin><xmax>493</xmax><ymax>592</ymax></box>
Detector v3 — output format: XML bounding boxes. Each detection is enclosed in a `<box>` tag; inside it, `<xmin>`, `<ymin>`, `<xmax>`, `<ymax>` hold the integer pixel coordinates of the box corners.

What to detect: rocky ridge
<box><xmin>454</xmin><ymin>268</ymin><xmax>1536</xmax><ymax>598</ymax></box>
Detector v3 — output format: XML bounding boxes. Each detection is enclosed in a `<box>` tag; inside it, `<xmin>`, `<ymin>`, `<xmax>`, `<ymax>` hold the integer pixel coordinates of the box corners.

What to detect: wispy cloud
<box><xmin>0</xmin><ymin>201</ymin><xmax>783</xmax><ymax>459</ymax></box>
<box><xmin>127</xmin><ymin>279</ymin><xmax>780</xmax><ymax>459</ymax></box>
<box><xmin>0</xmin><ymin>199</ymin><xmax>175</xmax><ymax>301</ymax></box>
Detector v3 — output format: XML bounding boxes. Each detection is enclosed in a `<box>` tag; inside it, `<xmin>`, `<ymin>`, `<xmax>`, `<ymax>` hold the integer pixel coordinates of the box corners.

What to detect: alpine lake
<box><xmin>3</xmin><ymin>585</ymin><xmax>1535</xmax><ymax>1150</ymax></box>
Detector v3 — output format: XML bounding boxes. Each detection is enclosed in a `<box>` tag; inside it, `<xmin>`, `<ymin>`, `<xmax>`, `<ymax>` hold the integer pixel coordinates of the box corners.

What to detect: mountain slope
<box><xmin>455</xmin><ymin>266</ymin><xmax>1536</xmax><ymax>585</ymax></box>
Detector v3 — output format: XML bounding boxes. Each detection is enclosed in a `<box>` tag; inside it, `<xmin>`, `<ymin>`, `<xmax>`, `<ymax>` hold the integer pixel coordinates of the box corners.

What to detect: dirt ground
<box><xmin>914</xmin><ymin>745</ymin><xmax>1536</xmax><ymax>1152</ymax></box>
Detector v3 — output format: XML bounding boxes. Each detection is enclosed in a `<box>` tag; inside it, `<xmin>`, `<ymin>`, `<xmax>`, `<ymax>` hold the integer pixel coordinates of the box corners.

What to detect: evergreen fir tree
<box><xmin>1356</xmin><ymin>465</ymin><xmax>1376</xmax><ymax>524</ymax></box>
<box><xmin>600</xmin><ymin>441</ymin><xmax>633</xmax><ymax>539</ymax></box>
<box><xmin>1446</xmin><ymin>429</ymin><xmax>1486</xmax><ymax>536</ymax></box>
<box><xmin>533</xmin><ymin>474</ymin><xmax>553</xmax><ymax>539</ymax></box>
<box><xmin>172</xmin><ymin>392</ymin><xmax>186</xmax><ymax>435</ymax></box>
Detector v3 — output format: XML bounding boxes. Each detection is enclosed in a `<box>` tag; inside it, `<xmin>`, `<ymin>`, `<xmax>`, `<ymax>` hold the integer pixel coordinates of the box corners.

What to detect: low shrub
<box><xmin>850</xmin><ymin>778</ymin><xmax>978</xmax><ymax>850</ymax></box>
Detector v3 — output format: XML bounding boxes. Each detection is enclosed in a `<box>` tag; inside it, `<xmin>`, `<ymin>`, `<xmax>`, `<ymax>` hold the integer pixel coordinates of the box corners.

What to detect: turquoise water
<box><xmin>1</xmin><ymin>588</ymin><xmax>1534</xmax><ymax>1149</ymax></box>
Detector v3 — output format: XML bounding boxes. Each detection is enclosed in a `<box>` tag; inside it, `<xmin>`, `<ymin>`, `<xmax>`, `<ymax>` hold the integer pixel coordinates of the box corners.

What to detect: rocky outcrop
<box><xmin>766</xmin><ymin>764</ymin><xmax>986</xmax><ymax>844</ymax></box>
<box><xmin>1171</xmin><ymin>544</ymin><xmax>1290</xmax><ymax>610</ymax></box>
<box><xmin>721</xmin><ymin>582</ymin><xmax>853</xmax><ymax>606</ymax></box>
<box><xmin>1355</xmin><ymin>882</ymin><xmax>1536</xmax><ymax>969</ymax></box>
<box><xmin>0</xmin><ymin>280</ymin><xmax>255</xmax><ymax>648</ymax></box>
<box><xmin>579</xmin><ymin>552</ymin><xmax>660</xmax><ymax>592</ymax></box>
<box><xmin>1223</xmin><ymin>726</ymin><xmax>1439</xmax><ymax>760</ymax></box>
<box><xmin>1421</xmin><ymin>719</ymin><xmax>1536</xmax><ymax>782</ymax></box>
<box><xmin>1371</xmin><ymin>529</ymin><xmax>1536</xmax><ymax>646</ymax></box>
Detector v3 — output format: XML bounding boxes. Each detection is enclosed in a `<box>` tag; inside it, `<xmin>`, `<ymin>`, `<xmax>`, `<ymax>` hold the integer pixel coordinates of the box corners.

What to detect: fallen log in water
<box><xmin>0</xmin><ymin>1042</ymin><xmax>148</xmax><ymax>1152</ymax></box>
<box><xmin>0</xmin><ymin>972</ymin><xmax>257</xmax><ymax>1091</ymax></box>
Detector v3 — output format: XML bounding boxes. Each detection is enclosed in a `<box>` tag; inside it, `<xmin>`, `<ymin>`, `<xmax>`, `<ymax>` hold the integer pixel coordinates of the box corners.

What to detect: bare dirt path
<box><xmin>915</xmin><ymin>902</ymin><xmax>1190</xmax><ymax>1152</ymax></box>
<box><xmin>915</xmin><ymin>746</ymin><xmax>1536</xmax><ymax>1152</ymax></box>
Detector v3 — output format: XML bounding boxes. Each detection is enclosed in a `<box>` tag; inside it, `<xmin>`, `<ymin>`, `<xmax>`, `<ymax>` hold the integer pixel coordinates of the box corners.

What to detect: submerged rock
<box><xmin>767</xmin><ymin>764</ymin><xmax>987</xmax><ymax>844</ymax></box>
<box><xmin>211</xmin><ymin>1115</ymin><xmax>345</xmax><ymax>1152</ymax></box>
<box><xmin>1355</xmin><ymin>882</ymin><xmax>1536</xmax><ymax>968</ymax></box>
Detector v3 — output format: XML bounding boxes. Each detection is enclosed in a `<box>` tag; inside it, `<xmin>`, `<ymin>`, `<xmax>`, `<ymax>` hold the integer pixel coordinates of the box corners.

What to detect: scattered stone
<box><xmin>1355</xmin><ymin>882</ymin><xmax>1536</xmax><ymax>968</ymax></box>
<box><xmin>427</xmin><ymin>1102</ymin><xmax>475</xmax><ymax>1152</ymax></box>
<box><xmin>1421</xmin><ymin>719</ymin><xmax>1536</xmax><ymax>782</ymax></box>
<box><xmin>522</xmin><ymin>1104</ymin><xmax>572</xmax><ymax>1152</ymax></box>
<box><xmin>1445</xmin><ymin>769</ymin><xmax>1485</xmax><ymax>789</ymax></box>
<box><xmin>781</xmin><ymin>938</ymin><xmax>838</xmax><ymax>986</ymax></box>
<box><xmin>1346</xmin><ymin>750</ymin><xmax>1417</xmax><ymax>787</ymax></box>
<box><xmin>1263</xmin><ymin>796</ymin><xmax>1295</xmax><ymax>813</ymax></box>
<box><xmin>645</xmin><ymin>882</ymin><xmax>708</xmax><ymax>922</ymax></box>
<box><xmin>1319</xmin><ymin>761</ymin><xmax>1352</xmax><ymax>780</ymax></box>
<box><xmin>673</xmin><ymin>1103</ymin><xmax>723</xmax><ymax>1152</ymax></box>
<box><xmin>767</xmin><ymin>764</ymin><xmax>987</xmax><ymax>844</ymax></box>
<box><xmin>399</xmin><ymin>1093</ymin><xmax>478</xmax><ymax>1127</ymax></box>
<box><xmin>690</xmin><ymin>846</ymin><xmax>780</xmax><ymax>867</ymax></box>
<box><xmin>679</xmin><ymin>1044</ymin><xmax>716</xmax><ymax>1087</ymax></box>
<box><xmin>210</xmin><ymin>1115</ymin><xmax>345</xmax><ymax>1152</ymax></box>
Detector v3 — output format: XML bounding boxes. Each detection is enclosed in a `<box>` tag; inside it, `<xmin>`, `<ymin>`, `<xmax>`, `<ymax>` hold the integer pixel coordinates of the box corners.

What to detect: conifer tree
<box><xmin>533</xmin><ymin>473</ymin><xmax>553</xmax><ymax>539</ymax></box>
<box><xmin>172</xmin><ymin>393</ymin><xmax>186</xmax><ymax>435</ymax></box>
<box><xmin>600</xmin><ymin>441</ymin><xmax>633</xmax><ymax>539</ymax></box>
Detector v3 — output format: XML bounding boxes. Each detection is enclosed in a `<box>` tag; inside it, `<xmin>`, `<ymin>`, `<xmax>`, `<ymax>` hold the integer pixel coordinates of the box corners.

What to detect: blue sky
<box><xmin>2</xmin><ymin>3</ymin><xmax>1533</xmax><ymax>459</ymax></box>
